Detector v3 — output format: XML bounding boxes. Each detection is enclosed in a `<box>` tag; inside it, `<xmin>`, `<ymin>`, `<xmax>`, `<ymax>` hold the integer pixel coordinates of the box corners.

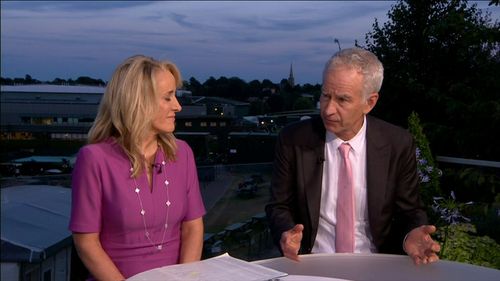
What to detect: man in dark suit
<box><xmin>265</xmin><ymin>47</ymin><xmax>440</xmax><ymax>265</ymax></box>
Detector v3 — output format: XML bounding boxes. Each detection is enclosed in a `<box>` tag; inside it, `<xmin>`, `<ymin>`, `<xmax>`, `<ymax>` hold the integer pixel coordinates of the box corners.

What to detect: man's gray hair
<box><xmin>323</xmin><ymin>47</ymin><xmax>384</xmax><ymax>99</ymax></box>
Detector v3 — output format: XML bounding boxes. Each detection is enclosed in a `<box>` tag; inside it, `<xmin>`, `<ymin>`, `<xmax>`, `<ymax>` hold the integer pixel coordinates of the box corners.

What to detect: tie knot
<box><xmin>339</xmin><ymin>143</ymin><xmax>351</xmax><ymax>159</ymax></box>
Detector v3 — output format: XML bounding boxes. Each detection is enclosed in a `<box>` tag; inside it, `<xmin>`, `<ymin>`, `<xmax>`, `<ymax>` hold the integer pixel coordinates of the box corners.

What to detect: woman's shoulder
<box><xmin>79</xmin><ymin>139</ymin><xmax>113</xmax><ymax>151</ymax></box>
<box><xmin>175</xmin><ymin>138</ymin><xmax>194</xmax><ymax>155</ymax></box>
<box><xmin>77</xmin><ymin>139</ymin><xmax>123</xmax><ymax>159</ymax></box>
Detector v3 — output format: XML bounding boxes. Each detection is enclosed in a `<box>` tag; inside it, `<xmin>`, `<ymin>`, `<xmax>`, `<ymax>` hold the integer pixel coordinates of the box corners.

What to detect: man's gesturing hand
<box><xmin>280</xmin><ymin>224</ymin><xmax>304</xmax><ymax>261</ymax></box>
<box><xmin>404</xmin><ymin>225</ymin><xmax>441</xmax><ymax>265</ymax></box>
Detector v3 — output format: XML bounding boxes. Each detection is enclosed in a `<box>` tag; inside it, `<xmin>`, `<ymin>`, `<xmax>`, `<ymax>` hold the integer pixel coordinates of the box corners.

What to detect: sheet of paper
<box><xmin>127</xmin><ymin>253</ymin><xmax>288</xmax><ymax>281</ymax></box>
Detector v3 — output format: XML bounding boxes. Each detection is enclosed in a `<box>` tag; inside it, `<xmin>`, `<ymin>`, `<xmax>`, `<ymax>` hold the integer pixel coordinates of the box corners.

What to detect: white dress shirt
<box><xmin>312</xmin><ymin>116</ymin><xmax>376</xmax><ymax>253</ymax></box>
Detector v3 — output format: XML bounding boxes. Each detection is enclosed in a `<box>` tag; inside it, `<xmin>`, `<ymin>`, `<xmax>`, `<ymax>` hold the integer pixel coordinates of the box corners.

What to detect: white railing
<box><xmin>436</xmin><ymin>156</ymin><xmax>500</xmax><ymax>168</ymax></box>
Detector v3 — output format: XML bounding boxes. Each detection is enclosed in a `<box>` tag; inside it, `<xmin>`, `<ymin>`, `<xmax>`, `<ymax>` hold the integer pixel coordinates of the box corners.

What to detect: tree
<box><xmin>51</xmin><ymin>78</ymin><xmax>67</xmax><ymax>85</ymax></box>
<box><xmin>0</xmin><ymin>77</ymin><xmax>14</xmax><ymax>85</ymax></box>
<box><xmin>261</xmin><ymin>79</ymin><xmax>276</xmax><ymax>89</ymax></box>
<box><xmin>203</xmin><ymin>76</ymin><xmax>218</xmax><ymax>97</ymax></box>
<box><xmin>187</xmin><ymin>77</ymin><xmax>203</xmax><ymax>95</ymax></box>
<box><xmin>75</xmin><ymin>76</ymin><xmax>105</xmax><ymax>86</ymax></box>
<box><xmin>248</xmin><ymin>79</ymin><xmax>262</xmax><ymax>97</ymax></box>
<box><xmin>24</xmin><ymin>74</ymin><xmax>33</xmax><ymax>83</ymax></box>
<box><xmin>293</xmin><ymin>97</ymin><xmax>314</xmax><ymax>110</ymax></box>
<box><xmin>365</xmin><ymin>0</ymin><xmax>500</xmax><ymax>160</ymax></box>
<box><xmin>267</xmin><ymin>94</ymin><xmax>285</xmax><ymax>113</ymax></box>
<box><xmin>227</xmin><ymin>77</ymin><xmax>247</xmax><ymax>101</ymax></box>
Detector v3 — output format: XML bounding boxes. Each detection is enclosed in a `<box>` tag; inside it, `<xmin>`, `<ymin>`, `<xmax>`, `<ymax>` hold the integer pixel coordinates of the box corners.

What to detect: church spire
<box><xmin>288</xmin><ymin>63</ymin><xmax>295</xmax><ymax>88</ymax></box>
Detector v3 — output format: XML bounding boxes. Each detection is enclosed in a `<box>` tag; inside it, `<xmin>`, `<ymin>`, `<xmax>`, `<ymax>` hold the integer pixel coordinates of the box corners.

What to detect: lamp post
<box><xmin>334</xmin><ymin>38</ymin><xmax>341</xmax><ymax>51</ymax></box>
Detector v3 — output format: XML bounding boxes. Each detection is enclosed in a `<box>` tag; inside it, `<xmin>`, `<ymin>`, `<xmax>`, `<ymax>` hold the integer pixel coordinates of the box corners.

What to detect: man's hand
<box><xmin>404</xmin><ymin>225</ymin><xmax>441</xmax><ymax>265</ymax></box>
<box><xmin>280</xmin><ymin>224</ymin><xmax>304</xmax><ymax>261</ymax></box>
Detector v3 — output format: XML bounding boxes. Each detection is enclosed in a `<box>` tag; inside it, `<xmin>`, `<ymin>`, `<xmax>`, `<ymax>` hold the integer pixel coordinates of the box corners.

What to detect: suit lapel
<box><xmin>301</xmin><ymin>118</ymin><xmax>325</xmax><ymax>245</ymax></box>
<box><xmin>366</xmin><ymin>116</ymin><xmax>391</xmax><ymax>232</ymax></box>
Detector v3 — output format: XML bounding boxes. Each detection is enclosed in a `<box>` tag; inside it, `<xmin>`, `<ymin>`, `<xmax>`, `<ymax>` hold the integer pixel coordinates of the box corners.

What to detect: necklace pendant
<box><xmin>131</xmin><ymin>160</ymin><xmax>170</xmax><ymax>252</ymax></box>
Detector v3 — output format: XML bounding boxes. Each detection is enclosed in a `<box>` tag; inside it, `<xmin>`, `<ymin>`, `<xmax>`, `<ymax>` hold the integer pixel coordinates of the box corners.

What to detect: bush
<box><xmin>407</xmin><ymin>111</ymin><xmax>442</xmax><ymax>205</ymax></box>
<box><xmin>435</xmin><ymin>223</ymin><xmax>500</xmax><ymax>269</ymax></box>
<box><xmin>408</xmin><ymin>111</ymin><xmax>500</xmax><ymax>269</ymax></box>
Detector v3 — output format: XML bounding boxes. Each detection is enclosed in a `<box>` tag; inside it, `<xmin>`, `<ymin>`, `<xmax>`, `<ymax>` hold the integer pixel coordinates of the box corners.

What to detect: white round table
<box><xmin>253</xmin><ymin>253</ymin><xmax>500</xmax><ymax>281</ymax></box>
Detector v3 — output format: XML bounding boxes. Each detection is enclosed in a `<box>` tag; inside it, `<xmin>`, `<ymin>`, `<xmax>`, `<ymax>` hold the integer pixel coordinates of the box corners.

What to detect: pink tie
<box><xmin>336</xmin><ymin>143</ymin><xmax>354</xmax><ymax>253</ymax></box>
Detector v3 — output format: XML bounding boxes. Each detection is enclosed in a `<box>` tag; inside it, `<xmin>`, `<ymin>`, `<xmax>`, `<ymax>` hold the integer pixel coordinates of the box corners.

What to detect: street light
<box><xmin>334</xmin><ymin>38</ymin><xmax>341</xmax><ymax>51</ymax></box>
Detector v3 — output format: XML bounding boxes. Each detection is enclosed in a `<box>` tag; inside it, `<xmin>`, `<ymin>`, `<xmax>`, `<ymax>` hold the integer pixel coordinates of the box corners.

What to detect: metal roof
<box><xmin>194</xmin><ymin>96</ymin><xmax>249</xmax><ymax>106</ymax></box>
<box><xmin>1</xmin><ymin>185</ymin><xmax>72</xmax><ymax>263</ymax></box>
<box><xmin>12</xmin><ymin>156</ymin><xmax>76</xmax><ymax>165</ymax></box>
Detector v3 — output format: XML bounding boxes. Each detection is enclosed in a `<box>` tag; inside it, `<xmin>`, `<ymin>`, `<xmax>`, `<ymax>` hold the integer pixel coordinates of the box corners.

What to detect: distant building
<box><xmin>1</xmin><ymin>85</ymin><xmax>249</xmax><ymax>142</ymax></box>
<box><xmin>1</xmin><ymin>185</ymin><xmax>72</xmax><ymax>281</ymax></box>
<box><xmin>288</xmin><ymin>63</ymin><xmax>295</xmax><ymax>88</ymax></box>
<box><xmin>1</xmin><ymin>84</ymin><xmax>254</xmax><ymax>164</ymax></box>
<box><xmin>0</xmin><ymin>85</ymin><xmax>103</xmax><ymax>140</ymax></box>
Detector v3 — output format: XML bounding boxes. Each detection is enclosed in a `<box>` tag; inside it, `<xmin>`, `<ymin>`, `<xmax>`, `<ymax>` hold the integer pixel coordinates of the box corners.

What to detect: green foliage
<box><xmin>366</xmin><ymin>0</ymin><xmax>500</xmax><ymax>160</ymax></box>
<box><xmin>293</xmin><ymin>97</ymin><xmax>314</xmax><ymax>110</ymax></box>
<box><xmin>469</xmin><ymin>204</ymin><xmax>500</xmax><ymax>245</ymax></box>
<box><xmin>440</xmin><ymin>166</ymin><xmax>500</xmax><ymax>204</ymax></box>
<box><xmin>408</xmin><ymin>111</ymin><xmax>442</xmax><ymax>205</ymax></box>
<box><xmin>435</xmin><ymin>223</ymin><xmax>500</xmax><ymax>269</ymax></box>
<box><xmin>409</xmin><ymin>111</ymin><xmax>500</xmax><ymax>269</ymax></box>
<box><xmin>430</xmin><ymin>191</ymin><xmax>500</xmax><ymax>269</ymax></box>
<box><xmin>1</xmin><ymin>75</ymin><xmax>106</xmax><ymax>86</ymax></box>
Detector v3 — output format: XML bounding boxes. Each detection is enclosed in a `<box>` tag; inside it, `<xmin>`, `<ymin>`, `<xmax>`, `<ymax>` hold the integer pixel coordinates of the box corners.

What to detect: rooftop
<box><xmin>1</xmin><ymin>185</ymin><xmax>72</xmax><ymax>262</ymax></box>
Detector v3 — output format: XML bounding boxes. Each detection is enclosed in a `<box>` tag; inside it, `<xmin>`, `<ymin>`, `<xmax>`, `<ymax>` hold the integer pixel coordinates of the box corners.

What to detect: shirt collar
<box><xmin>326</xmin><ymin>116</ymin><xmax>367</xmax><ymax>153</ymax></box>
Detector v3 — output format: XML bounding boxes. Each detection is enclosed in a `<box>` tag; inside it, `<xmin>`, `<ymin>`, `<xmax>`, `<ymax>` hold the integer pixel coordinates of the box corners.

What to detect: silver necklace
<box><xmin>130</xmin><ymin>160</ymin><xmax>171</xmax><ymax>251</ymax></box>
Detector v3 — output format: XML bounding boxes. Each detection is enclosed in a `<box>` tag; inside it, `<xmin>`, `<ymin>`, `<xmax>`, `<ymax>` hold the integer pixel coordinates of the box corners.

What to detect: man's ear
<box><xmin>364</xmin><ymin>92</ymin><xmax>379</xmax><ymax>114</ymax></box>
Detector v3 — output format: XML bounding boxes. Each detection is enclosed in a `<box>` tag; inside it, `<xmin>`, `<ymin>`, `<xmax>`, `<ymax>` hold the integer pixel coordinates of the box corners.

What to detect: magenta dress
<box><xmin>69</xmin><ymin>138</ymin><xmax>206</xmax><ymax>279</ymax></box>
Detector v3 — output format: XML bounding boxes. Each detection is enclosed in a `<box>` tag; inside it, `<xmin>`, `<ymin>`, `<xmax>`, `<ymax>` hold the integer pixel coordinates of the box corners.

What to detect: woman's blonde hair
<box><xmin>88</xmin><ymin>55</ymin><xmax>183</xmax><ymax>177</ymax></box>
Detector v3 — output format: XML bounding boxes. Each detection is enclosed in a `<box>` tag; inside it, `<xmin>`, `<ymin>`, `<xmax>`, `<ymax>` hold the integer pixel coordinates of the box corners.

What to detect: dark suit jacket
<box><xmin>265</xmin><ymin>115</ymin><xmax>428</xmax><ymax>255</ymax></box>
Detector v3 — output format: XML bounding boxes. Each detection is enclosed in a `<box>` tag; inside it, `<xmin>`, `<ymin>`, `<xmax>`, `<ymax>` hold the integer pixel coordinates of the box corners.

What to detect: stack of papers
<box><xmin>127</xmin><ymin>253</ymin><xmax>288</xmax><ymax>281</ymax></box>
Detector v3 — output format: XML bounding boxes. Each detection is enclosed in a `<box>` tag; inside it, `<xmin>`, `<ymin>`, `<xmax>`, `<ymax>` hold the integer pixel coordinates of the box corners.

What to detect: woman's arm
<box><xmin>179</xmin><ymin>217</ymin><xmax>204</xmax><ymax>263</ymax></box>
<box><xmin>73</xmin><ymin>233</ymin><xmax>125</xmax><ymax>281</ymax></box>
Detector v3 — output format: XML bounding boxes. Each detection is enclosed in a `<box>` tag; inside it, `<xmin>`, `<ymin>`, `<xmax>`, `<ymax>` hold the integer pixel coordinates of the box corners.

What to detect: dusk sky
<box><xmin>1</xmin><ymin>1</ymin><xmax>498</xmax><ymax>85</ymax></box>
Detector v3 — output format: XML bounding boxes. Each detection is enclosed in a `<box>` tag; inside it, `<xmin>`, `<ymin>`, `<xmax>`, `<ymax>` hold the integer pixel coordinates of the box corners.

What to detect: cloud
<box><xmin>1</xmin><ymin>1</ymin><xmax>152</xmax><ymax>13</ymax></box>
<box><xmin>3</xmin><ymin>1</ymin><xmax>496</xmax><ymax>84</ymax></box>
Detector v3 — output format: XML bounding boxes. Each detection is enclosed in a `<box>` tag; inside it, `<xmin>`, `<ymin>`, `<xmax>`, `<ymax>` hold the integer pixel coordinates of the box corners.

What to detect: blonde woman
<box><xmin>69</xmin><ymin>55</ymin><xmax>205</xmax><ymax>280</ymax></box>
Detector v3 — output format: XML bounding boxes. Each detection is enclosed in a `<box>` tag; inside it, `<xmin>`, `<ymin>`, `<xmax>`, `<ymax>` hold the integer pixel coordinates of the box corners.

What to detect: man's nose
<box><xmin>323</xmin><ymin>100</ymin><xmax>338</xmax><ymax>115</ymax></box>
